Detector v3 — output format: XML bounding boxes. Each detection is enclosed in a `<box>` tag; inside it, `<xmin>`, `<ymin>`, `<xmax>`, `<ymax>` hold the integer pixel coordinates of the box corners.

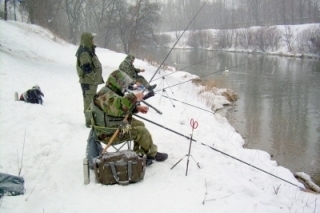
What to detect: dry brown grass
<box><xmin>191</xmin><ymin>77</ymin><xmax>238</xmax><ymax>113</ymax></box>
<box><xmin>191</xmin><ymin>78</ymin><xmax>203</xmax><ymax>86</ymax></box>
<box><xmin>222</xmin><ymin>91</ymin><xmax>238</xmax><ymax>102</ymax></box>
<box><xmin>191</xmin><ymin>78</ymin><xmax>216</xmax><ymax>88</ymax></box>
<box><xmin>195</xmin><ymin>79</ymin><xmax>218</xmax><ymax>94</ymax></box>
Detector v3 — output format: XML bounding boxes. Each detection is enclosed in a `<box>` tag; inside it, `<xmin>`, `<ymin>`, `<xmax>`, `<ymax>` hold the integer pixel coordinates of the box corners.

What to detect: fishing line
<box><xmin>143</xmin><ymin>0</ymin><xmax>209</xmax><ymax>92</ymax></box>
<box><xmin>152</xmin><ymin>54</ymin><xmax>221</xmax><ymax>82</ymax></box>
<box><xmin>134</xmin><ymin>113</ymin><xmax>303</xmax><ymax>189</ymax></box>
<box><xmin>198</xmin><ymin>141</ymin><xmax>303</xmax><ymax>189</ymax></box>
<box><xmin>155</xmin><ymin>94</ymin><xmax>215</xmax><ymax>115</ymax></box>
<box><xmin>153</xmin><ymin>58</ymin><xmax>261</xmax><ymax>93</ymax></box>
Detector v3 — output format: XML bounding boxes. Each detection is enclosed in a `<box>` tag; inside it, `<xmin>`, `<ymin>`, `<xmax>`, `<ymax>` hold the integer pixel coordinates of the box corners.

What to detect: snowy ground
<box><xmin>0</xmin><ymin>20</ymin><xmax>319</xmax><ymax>213</ymax></box>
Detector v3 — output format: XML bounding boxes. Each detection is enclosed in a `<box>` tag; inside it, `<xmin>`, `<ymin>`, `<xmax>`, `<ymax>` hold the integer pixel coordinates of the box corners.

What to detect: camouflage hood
<box><xmin>80</xmin><ymin>32</ymin><xmax>95</xmax><ymax>50</ymax></box>
<box><xmin>125</xmin><ymin>55</ymin><xmax>135</xmax><ymax>64</ymax></box>
<box><xmin>106</xmin><ymin>70</ymin><xmax>134</xmax><ymax>94</ymax></box>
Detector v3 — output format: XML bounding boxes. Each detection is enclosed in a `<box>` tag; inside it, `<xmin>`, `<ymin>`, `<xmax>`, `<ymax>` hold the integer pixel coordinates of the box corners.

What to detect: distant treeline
<box><xmin>160</xmin><ymin>0</ymin><xmax>320</xmax><ymax>31</ymax></box>
<box><xmin>2</xmin><ymin>0</ymin><xmax>319</xmax><ymax>55</ymax></box>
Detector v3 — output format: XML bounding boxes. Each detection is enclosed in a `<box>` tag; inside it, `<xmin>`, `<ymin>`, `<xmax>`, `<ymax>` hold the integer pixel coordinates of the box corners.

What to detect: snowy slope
<box><xmin>0</xmin><ymin>20</ymin><xmax>319</xmax><ymax>213</ymax></box>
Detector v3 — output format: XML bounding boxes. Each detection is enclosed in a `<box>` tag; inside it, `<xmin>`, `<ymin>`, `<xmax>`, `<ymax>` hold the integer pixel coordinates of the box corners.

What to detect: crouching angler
<box><xmin>119</xmin><ymin>55</ymin><xmax>157</xmax><ymax>91</ymax></box>
<box><xmin>86</xmin><ymin>70</ymin><xmax>168</xmax><ymax>168</ymax></box>
<box><xmin>18</xmin><ymin>85</ymin><xmax>44</xmax><ymax>104</ymax></box>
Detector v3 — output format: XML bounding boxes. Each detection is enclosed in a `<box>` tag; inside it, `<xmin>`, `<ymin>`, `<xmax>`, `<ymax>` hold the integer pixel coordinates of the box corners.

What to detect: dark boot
<box><xmin>147</xmin><ymin>84</ymin><xmax>157</xmax><ymax>91</ymax></box>
<box><xmin>143</xmin><ymin>90</ymin><xmax>154</xmax><ymax>100</ymax></box>
<box><xmin>148</xmin><ymin>152</ymin><xmax>168</xmax><ymax>162</ymax></box>
<box><xmin>146</xmin><ymin>158</ymin><xmax>153</xmax><ymax>166</ymax></box>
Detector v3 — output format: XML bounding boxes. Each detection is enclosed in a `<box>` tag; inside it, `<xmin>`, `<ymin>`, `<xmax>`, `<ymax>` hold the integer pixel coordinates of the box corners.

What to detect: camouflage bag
<box><xmin>93</xmin><ymin>150</ymin><xmax>146</xmax><ymax>185</ymax></box>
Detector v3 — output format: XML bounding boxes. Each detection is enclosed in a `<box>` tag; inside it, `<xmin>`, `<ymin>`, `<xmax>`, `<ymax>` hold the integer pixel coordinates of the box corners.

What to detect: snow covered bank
<box><xmin>0</xmin><ymin>20</ymin><xmax>319</xmax><ymax>213</ymax></box>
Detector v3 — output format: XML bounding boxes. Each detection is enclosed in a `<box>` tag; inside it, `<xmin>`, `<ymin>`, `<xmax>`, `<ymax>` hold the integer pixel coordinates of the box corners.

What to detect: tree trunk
<box><xmin>299</xmin><ymin>0</ymin><xmax>303</xmax><ymax>24</ymax></box>
<box><xmin>282</xmin><ymin>0</ymin><xmax>286</xmax><ymax>25</ymax></box>
<box><xmin>291</xmin><ymin>0</ymin><xmax>294</xmax><ymax>24</ymax></box>
<box><xmin>4</xmin><ymin>0</ymin><xmax>8</xmax><ymax>20</ymax></box>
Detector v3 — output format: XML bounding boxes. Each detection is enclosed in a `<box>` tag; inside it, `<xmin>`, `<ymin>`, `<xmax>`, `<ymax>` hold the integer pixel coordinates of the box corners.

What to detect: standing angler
<box><xmin>76</xmin><ymin>32</ymin><xmax>104</xmax><ymax>128</ymax></box>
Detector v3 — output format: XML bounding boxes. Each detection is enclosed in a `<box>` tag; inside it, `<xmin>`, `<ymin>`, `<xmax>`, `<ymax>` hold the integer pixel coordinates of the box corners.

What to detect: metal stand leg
<box><xmin>171</xmin><ymin>139</ymin><xmax>200</xmax><ymax>176</ymax></box>
<box><xmin>170</xmin><ymin>154</ymin><xmax>187</xmax><ymax>170</ymax></box>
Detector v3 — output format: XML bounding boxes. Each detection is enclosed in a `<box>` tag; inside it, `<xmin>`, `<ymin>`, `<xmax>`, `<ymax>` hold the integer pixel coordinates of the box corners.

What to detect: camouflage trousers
<box><xmin>136</xmin><ymin>75</ymin><xmax>149</xmax><ymax>87</ymax></box>
<box><xmin>81</xmin><ymin>83</ymin><xmax>98</xmax><ymax>125</ymax></box>
<box><xmin>86</xmin><ymin>118</ymin><xmax>158</xmax><ymax>168</ymax></box>
<box><xmin>100</xmin><ymin>118</ymin><xmax>158</xmax><ymax>157</ymax></box>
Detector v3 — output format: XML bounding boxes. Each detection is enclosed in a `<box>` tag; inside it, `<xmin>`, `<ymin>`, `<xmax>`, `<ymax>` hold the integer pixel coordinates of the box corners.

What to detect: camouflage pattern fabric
<box><xmin>75</xmin><ymin>32</ymin><xmax>104</xmax><ymax>124</ymax></box>
<box><xmin>118</xmin><ymin>55</ymin><xmax>149</xmax><ymax>87</ymax></box>
<box><xmin>90</xmin><ymin>70</ymin><xmax>158</xmax><ymax>158</ymax></box>
<box><xmin>94</xmin><ymin>86</ymin><xmax>136</xmax><ymax>117</ymax></box>
<box><xmin>82</xmin><ymin>83</ymin><xmax>98</xmax><ymax>124</ymax></box>
<box><xmin>106</xmin><ymin>70</ymin><xmax>135</xmax><ymax>94</ymax></box>
<box><xmin>99</xmin><ymin>118</ymin><xmax>157</xmax><ymax>158</ymax></box>
<box><xmin>75</xmin><ymin>32</ymin><xmax>104</xmax><ymax>85</ymax></box>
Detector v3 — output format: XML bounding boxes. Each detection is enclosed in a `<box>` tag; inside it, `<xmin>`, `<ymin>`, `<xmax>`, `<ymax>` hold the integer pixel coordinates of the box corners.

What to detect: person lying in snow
<box><xmin>18</xmin><ymin>85</ymin><xmax>44</xmax><ymax>104</ymax></box>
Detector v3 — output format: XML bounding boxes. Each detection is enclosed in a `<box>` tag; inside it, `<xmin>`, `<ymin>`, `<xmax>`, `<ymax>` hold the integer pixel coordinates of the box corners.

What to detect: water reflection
<box><xmin>135</xmin><ymin>48</ymin><xmax>320</xmax><ymax>185</ymax></box>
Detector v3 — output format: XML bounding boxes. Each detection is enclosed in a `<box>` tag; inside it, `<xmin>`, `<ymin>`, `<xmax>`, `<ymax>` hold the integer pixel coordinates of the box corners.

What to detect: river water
<box><xmin>135</xmin><ymin>48</ymin><xmax>320</xmax><ymax>185</ymax></box>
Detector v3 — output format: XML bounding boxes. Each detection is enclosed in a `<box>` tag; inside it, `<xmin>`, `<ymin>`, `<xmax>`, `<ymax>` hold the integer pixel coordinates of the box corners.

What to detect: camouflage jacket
<box><xmin>91</xmin><ymin>86</ymin><xmax>137</xmax><ymax>136</ymax></box>
<box><xmin>94</xmin><ymin>86</ymin><xmax>136</xmax><ymax>117</ymax></box>
<box><xmin>118</xmin><ymin>55</ymin><xmax>141</xmax><ymax>79</ymax></box>
<box><xmin>75</xmin><ymin>32</ymin><xmax>104</xmax><ymax>85</ymax></box>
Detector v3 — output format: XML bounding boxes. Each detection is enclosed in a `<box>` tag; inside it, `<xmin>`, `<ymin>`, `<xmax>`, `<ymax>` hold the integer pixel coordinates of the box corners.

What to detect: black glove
<box><xmin>81</xmin><ymin>83</ymin><xmax>90</xmax><ymax>91</ymax></box>
<box><xmin>82</xmin><ymin>63</ymin><xmax>92</xmax><ymax>74</ymax></box>
<box><xmin>143</xmin><ymin>90</ymin><xmax>155</xmax><ymax>100</ymax></box>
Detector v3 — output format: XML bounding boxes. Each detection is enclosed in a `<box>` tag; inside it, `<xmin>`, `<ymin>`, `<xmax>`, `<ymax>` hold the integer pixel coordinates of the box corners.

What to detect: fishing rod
<box><xmin>127</xmin><ymin>89</ymin><xmax>163</xmax><ymax>114</ymax></box>
<box><xmin>143</xmin><ymin>0</ymin><xmax>209</xmax><ymax>93</ymax></box>
<box><xmin>103</xmin><ymin>88</ymin><xmax>158</xmax><ymax>153</ymax></box>
<box><xmin>155</xmin><ymin>94</ymin><xmax>216</xmax><ymax>115</ymax></box>
<box><xmin>134</xmin><ymin>113</ymin><xmax>303</xmax><ymax>189</ymax></box>
<box><xmin>141</xmin><ymin>99</ymin><xmax>162</xmax><ymax>114</ymax></box>
<box><xmin>133</xmin><ymin>114</ymin><xmax>196</xmax><ymax>142</ymax></box>
<box><xmin>152</xmin><ymin>54</ymin><xmax>221</xmax><ymax>82</ymax></box>
<box><xmin>154</xmin><ymin>58</ymin><xmax>261</xmax><ymax>93</ymax></box>
<box><xmin>198</xmin><ymin>141</ymin><xmax>304</xmax><ymax>189</ymax></box>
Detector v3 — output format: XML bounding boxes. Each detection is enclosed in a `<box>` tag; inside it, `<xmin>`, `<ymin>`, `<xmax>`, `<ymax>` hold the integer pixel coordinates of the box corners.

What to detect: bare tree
<box><xmin>282</xmin><ymin>25</ymin><xmax>294</xmax><ymax>52</ymax></box>
<box><xmin>91</xmin><ymin>0</ymin><xmax>125</xmax><ymax>48</ymax></box>
<box><xmin>313</xmin><ymin>0</ymin><xmax>320</xmax><ymax>23</ymax></box>
<box><xmin>117</xmin><ymin>0</ymin><xmax>160</xmax><ymax>54</ymax></box>
<box><xmin>18</xmin><ymin>0</ymin><xmax>57</xmax><ymax>26</ymax></box>
<box><xmin>291</xmin><ymin>0</ymin><xmax>295</xmax><ymax>24</ymax></box>
<box><xmin>4</xmin><ymin>0</ymin><xmax>8</xmax><ymax>20</ymax></box>
<box><xmin>253</xmin><ymin>27</ymin><xmax>282</xmax><ymax>52</ymax></box>
<box><xmin>296</xmin><ymin>26</ymin><xmax>320</xmax><ymax>55</ymax></box>
<box><xmin>299</xmin><ymin>0</ymin><xmax>304</xmax><ymax>24</ymax></box>
<box><xmin>281</xmin><ymin>0</ymin><xmax>286</xmax><ymax>24</ymax></box>
<box><xmin>62</xmin><ymin>0</ymin><xmax>87</xmax><ymax>44</ymax></box>
<box><xmin>2</xmin><ymin>0</ymin><xmax>18</xmax><ymax>21</ymax></box>
<box><xmin>187</xmin><ymin>30</ymin><xmax>214</xmax><ymax>49</ymax></box>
